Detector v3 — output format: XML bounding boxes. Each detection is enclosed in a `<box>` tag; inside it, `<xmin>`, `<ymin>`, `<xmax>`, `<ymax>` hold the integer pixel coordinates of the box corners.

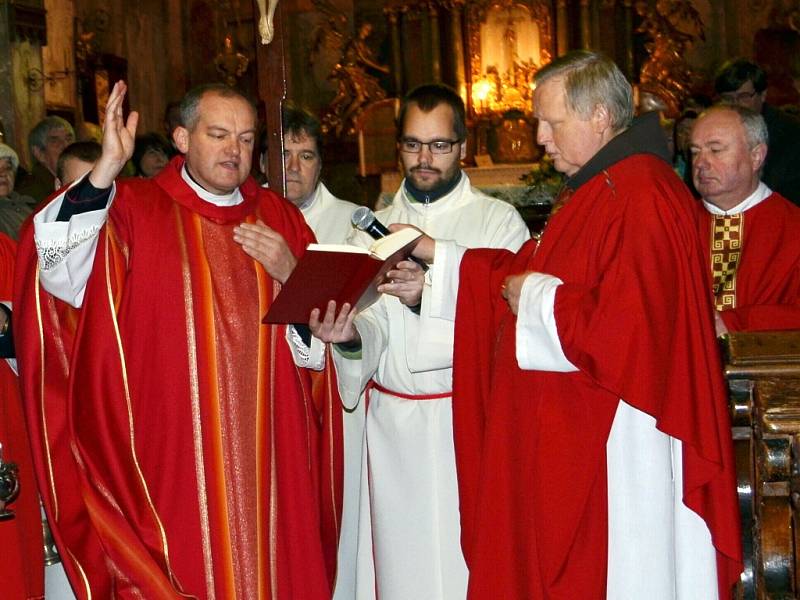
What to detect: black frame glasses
<box><xmin>399</xmin><ymin>138</ymin><xmax>462</xmax><ymax>155</ymax></box>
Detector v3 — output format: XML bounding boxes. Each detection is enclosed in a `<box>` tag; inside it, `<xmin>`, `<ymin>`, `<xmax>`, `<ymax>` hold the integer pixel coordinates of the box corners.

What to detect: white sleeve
<box><xmin>516</xmin><ymin>273</ymin><xmax>578</xmax><ymax>372</ymax></box>
<box><xmin>285</xmin><ymin>326</ymin><xmax>326</xmax><ymax>370</ymax></box>
<box><xmin>331</xmin><ymin>301</ymin><xmax>388</xmax><ymax>410</ymax></box>
<box><xmin>427</xmin><ymin>239</ymin><xmax>467</xmax><ymax>321</ymax></box>
<box><xmin>34</xmin><ymin>177</ymin><xmax>115</xmax><ymax>308</ymax></box>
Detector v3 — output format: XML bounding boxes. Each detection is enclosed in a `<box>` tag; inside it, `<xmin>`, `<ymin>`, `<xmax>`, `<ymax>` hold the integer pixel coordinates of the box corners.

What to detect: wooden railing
<box><xmin>724</xmin><ymin>331</ymin><xmax>800</xmax><ymax>599</ymax></box>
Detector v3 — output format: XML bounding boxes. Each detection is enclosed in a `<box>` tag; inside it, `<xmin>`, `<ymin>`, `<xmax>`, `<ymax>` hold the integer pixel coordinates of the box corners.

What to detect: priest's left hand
<box><xmin>501</xmin><ymin>273</ymin><xmax>528</xmax><ymax>315</ymax></box>
<box><xmin>233</xmin><ymin>220</ymin><xmax>297</xmax><ymax>283</ymax></box>
<box><xmin>378</xmin><ymin>260</ymin><xmax>424</xmax><ymax>307</ymax></box>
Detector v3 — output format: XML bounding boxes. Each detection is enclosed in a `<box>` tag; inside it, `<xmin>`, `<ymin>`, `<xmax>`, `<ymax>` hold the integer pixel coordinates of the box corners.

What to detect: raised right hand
<box><xmin>89</xmin><ymin>80</ymin><xmax>139</xmax><ymax>189</ymax></box>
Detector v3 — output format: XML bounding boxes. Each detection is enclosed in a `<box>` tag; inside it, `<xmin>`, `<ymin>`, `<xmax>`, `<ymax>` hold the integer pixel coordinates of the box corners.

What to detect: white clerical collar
<box><xmin>703</xmin><ymin>181</ymin><xmax>772</xmax><ymax>216</ymax></box>
<box><xmin>299</xmin><ymin>183</ymin><xmax>322</xmax><ymax>213</ymax></box>
<box><xmin>181</xmin><ymin>165</ymin><xmax>244</xmax><ymax>206</ymax></box>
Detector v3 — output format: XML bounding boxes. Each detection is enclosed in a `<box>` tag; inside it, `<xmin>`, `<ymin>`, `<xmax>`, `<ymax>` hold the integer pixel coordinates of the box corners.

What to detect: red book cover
<box><xmin>265</xmin><ymin>228</ymin><xmax>422</xmax><ymax>324</ymax></box>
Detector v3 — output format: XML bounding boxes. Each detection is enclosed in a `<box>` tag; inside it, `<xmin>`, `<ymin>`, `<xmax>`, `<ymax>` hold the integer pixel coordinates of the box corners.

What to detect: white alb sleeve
<box><xmin>427</xmin><ymin>239</ymin><xmax>467</xmax><ymax>321</ymax></box>
<box><xmin>516</xmin><ymin>273</ymin><xmax>578</xmax><ymax>372</ymax></box>
<box><xmin>285</xmin><ymin>326</ymin><xmax>326</xmax><ymax>370</ymax></box>
<box><xmin>33</xmin><ymin>178</ymin><xmax>115</xmax><ymax>308</ymax></box>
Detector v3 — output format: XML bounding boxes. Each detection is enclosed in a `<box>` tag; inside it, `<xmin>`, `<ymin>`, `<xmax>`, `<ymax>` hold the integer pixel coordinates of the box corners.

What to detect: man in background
<box><xmin>17</xmin><ymin>116</ymin><xmax>75</xmax><ymax>203</ymax></box>
<box><xmin>691</xmin><ymin>104</ymin><xmax>800</xmax><ymax>333</ymax></box>
<box><xmin>282</xmin><ymin>102</ymin><xmax>358</xmax><ymax>243</ymax></box>
<box><xmin>715</xmin><ymin>58</ymin><xmax>800</xmax><ymax>205</ymax></box>
<box><xmin>55</xmin><ymin>141</ymin><xmax>102</xmax><ymax>189</ymax></box>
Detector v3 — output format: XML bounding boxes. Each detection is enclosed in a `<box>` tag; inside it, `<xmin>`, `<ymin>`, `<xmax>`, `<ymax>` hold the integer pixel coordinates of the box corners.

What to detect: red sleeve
<box><xmin>452</xmin><ymin>245</ymin><xmax>524</xmax><ymax>561</ymax></box>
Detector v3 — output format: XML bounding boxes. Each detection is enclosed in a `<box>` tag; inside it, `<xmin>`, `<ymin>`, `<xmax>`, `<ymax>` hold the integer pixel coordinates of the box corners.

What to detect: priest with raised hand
<box><xmin>407</xmin><ymin>50</ymin><xmax>742</xmax><ymax>599</ymax></box>
<box><xmin>14</xmin><ymin>81</ymin><xmax>342</xmax><ymax>599</ymax></box>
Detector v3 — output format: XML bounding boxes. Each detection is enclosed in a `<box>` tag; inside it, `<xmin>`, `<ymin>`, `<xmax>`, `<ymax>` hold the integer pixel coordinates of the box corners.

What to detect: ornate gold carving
<box><xmin>467</xmin><ymin>0</ymin><xmax>553</xmax><ymax>117</ymax></box>
<box><xmin>320</xmin><ymin>22</ymin><xmax>389</xmax><ymax>138</ymax></box>
<box><xmin>635</xmin><ymin>0</ymin><xmax>705</xmax><ymax>117</ymax></box>
<box><xmin>215</xmin><ymin>33</ymin><xmax>250</xmax><ymax>87</ymax></box>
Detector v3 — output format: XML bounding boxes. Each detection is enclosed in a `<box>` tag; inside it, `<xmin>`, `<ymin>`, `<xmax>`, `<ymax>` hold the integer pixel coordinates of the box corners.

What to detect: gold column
<box><xmin>622</xmin><ymin>0</ymin><xmax>634</xmax><ymax>80</ymax></box>
<box><xmin>580</xmin><ymin>0</ymin><xmax>592</xmax><ymax>49</ymax></box>
<box><xmin>556</xmin><ymin>0</ymin><xmax>569</xmax><ymax>56</ymax></box>
<box><xmin>385</xmin><ymin>7</ymin><xmax>404</xmax><ymax>94</ymax></box>
<box><xmin>427</xmin><ymin>1</ymin><xmax>442</xmax><ymax>82</ymax></box>
<box><xmin>447</xmin><ymin>0</ymin><xmax>466</xmax><ymax>100</ymax></box>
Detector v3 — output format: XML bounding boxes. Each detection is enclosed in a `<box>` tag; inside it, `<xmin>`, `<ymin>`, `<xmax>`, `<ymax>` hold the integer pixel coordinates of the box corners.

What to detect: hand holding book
<box><xmin>264</xmin><ymin>227</ymin><xmax>424</xmax><ymax>324</ymax></box>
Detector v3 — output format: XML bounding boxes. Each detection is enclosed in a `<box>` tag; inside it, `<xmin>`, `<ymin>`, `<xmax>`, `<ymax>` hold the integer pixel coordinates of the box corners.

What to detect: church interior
<box><xmin>2</xmin><ymin>0</ymin><xmax>800</xmax><ymax>597</ymax></box>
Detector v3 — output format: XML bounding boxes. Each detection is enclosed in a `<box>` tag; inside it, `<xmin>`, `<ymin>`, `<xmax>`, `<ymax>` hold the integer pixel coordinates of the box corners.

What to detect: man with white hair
<box><xmin>691</xmin><ymin>104</ymin><xmax>800</xmax><ymax>333</ymax></box>
<box><xmin>405</xmin><ymin>51</ymin><xmax>742</xmax><ymax>599</ymax></box>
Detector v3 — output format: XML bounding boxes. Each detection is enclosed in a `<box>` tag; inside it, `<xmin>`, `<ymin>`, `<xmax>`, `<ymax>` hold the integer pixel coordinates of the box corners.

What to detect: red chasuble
<box><xmin>453</xmin><ymin>154</ymin><xmax>742</xmax><ymax>599</ymax></box>
<box><xmin>0</xmin><ymin>233</ymin><xmax>44</xmax><ymax>600</ymax></box>
<box><xmin>700</xmin><ymin>192</ymin><xmax>800</xmax><ymax>332</ymax></box>
<box><xmin>14</xmin><ymin>158</ymin><xmax>343</xmax><ymax>599</ymax></box>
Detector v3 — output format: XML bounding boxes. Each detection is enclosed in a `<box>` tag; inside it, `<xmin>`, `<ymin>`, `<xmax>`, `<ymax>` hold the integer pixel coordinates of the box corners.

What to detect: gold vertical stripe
<box><xmin>175</xmin><ymin>207</ymin><xmax>216</xmax><ymax>598</ymax></box>
<box><xmin>269</xmin><ymin>316</ymin><xmax>278</xmax><ymax>600</ymax></box>
<box><xmin>269</xmin><ymin>281</ymin><xmax>279</xmax><ymax>600</ymax></box>
<box><xmin>185</xmin><ymin>211</ymin><xmax>236</xmax><ymax>599</ymax></box>
<box><xmin>101</xmin><ymin>230</ymin><xmax>188</xmax><ymax>595</ymax></box>
<box><xmin>253</xmin><ymin>239</ymin><xmax>268</xmax><ymax>599</ymax></box>
<box><xmin>35</xmin><ymin>268</ymin><xmax>96</xmax><ymax>599</ymax></box>
<box><xmin>33</xmin><ymin>266</ymin><xmax>59</xmax><ymax>518</ymax></box>
<box><xmin>65</xmin><ymin>548</ymin><xmax>92</xmax><ymax>600</ymax></box>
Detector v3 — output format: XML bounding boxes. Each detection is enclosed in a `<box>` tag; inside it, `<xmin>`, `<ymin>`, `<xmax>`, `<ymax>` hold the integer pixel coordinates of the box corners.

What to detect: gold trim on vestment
<box><xmin>65</xmin><ymin>548</ymin><xmax>92</xmax><ymax>600</ymax></box>
<box><xmin>175</xmin><ymin>207</ymin><xmax>217</xmax><ymax>599</ymax></box>
<box><xmin>102</xmin><ymin>230</ymin><xmax>190</xmax><ymax>597</ymax></box>
<box><xmin>710</xmin><ymin>213</ymin><xmax>743</xmax><ymax>310</ymax></box>
<box><xmin>269</xmin><ymin>280</ymin><xmax>279</xmax><ymax>599</ymax></box>
<box><xmin>34</xmin><ymin>265</ymin><xmax>59</xmax><ymax>518</ymax></box>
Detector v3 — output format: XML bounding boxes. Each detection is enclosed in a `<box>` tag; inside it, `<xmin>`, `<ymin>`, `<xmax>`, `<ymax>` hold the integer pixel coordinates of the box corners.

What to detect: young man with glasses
<box><xmin>715</xmin><ymin>58</ymin><xmax>800</xmax><ymax>205</ymax></box>
<box><xmin>315</xmin><ymin>83</ymin><xmax>529</xmax><ymax>600</ymax></box>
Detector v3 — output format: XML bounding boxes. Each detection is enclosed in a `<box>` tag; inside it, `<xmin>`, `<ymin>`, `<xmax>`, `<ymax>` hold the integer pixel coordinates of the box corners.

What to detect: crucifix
<box><xmin>253</xmin><ymin>0</ymin><xmax>289</xmax><ymax>196</ymax></box>
<box><xmin>255</xmin><ymin>0</ymin><xmax>279</xmax><ymax>44</ymax></box>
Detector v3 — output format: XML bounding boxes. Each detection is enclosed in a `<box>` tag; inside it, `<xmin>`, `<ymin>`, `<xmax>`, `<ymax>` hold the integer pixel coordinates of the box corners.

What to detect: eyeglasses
<box><xmin>719</xmin><ymin>90</ymin><xmax>759</xmax><ymax>104</ymax></box>
<box><xmin>399</xmin><ymin>138</ymin><xmax>461</xmax><ymax>155</ymax></box>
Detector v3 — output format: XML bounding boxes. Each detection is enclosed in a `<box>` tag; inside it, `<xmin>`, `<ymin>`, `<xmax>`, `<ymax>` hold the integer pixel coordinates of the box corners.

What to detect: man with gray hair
<box><xmin>403</xmin><ymin>50</ymin><xmax>742</xmax><ymax>598</ymax></box>
<box><xmin>691</xmin><ymin>104</ymin><xmax>800</xmax><ymax>334</ymax></box>
<box><xmin>17</xmin><ymin>116</ymin><xmax>75</xmax><ymax>202</ymax></box>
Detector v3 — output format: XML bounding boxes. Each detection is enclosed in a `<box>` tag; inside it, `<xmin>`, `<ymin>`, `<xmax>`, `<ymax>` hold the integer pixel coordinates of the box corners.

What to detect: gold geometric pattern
<box><xmin>710</xmin><ymin>213</ymin><xmax>744</xmax><ymax>310</ymax></box>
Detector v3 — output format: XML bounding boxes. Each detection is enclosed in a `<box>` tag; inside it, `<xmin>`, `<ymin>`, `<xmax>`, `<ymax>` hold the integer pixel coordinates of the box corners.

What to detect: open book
<box><xmin>264</xmin><ymin>227</ymin><xmax>423</xmax><ymax>324</ymax></box>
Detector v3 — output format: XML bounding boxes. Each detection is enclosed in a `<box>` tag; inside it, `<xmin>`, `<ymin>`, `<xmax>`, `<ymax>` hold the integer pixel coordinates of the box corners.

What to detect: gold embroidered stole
<box><xmin>710</xmin><ymin>213</ymin><xmax>744</xmax><ymax>310</ymax></box>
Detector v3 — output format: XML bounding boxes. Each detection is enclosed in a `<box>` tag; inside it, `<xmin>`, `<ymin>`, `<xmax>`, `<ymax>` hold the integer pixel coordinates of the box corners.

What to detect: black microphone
<box><xmin>351</xmin><ymin>206</ymin><xmax>391</xmax><ymax>240</ymax></box>
<box><xmin>351</xmin><ymin>207</ymin><xmax>428</xmax><ymax>272</ymax></box>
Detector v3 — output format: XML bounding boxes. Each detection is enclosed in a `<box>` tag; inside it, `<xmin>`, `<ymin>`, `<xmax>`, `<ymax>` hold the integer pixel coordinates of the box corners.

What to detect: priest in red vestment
<box><xmin>14</xmin><ymin>82</ymin><xmax>342</xmax><ymax>599</ymax></box>
<box><xmin>691</xmin><ymin>104</ymin><xmax>800</xmax><ymax>333</ymax></box>
<box><xmin>0</xmin><ymin>232</ymin><xmax>45</xmax><ymax>600</ymax></box>
<box><xmin>409</xmin><ymin>51</ymin><xmax>742</xmax><ymax>599</ymax></box>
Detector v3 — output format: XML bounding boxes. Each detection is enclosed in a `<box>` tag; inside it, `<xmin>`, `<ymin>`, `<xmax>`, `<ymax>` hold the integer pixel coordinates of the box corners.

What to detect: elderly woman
<box><xmin>0</xmin><ymin>144</ymin><xmax>35</xmax><ymax>240</ymax></box>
